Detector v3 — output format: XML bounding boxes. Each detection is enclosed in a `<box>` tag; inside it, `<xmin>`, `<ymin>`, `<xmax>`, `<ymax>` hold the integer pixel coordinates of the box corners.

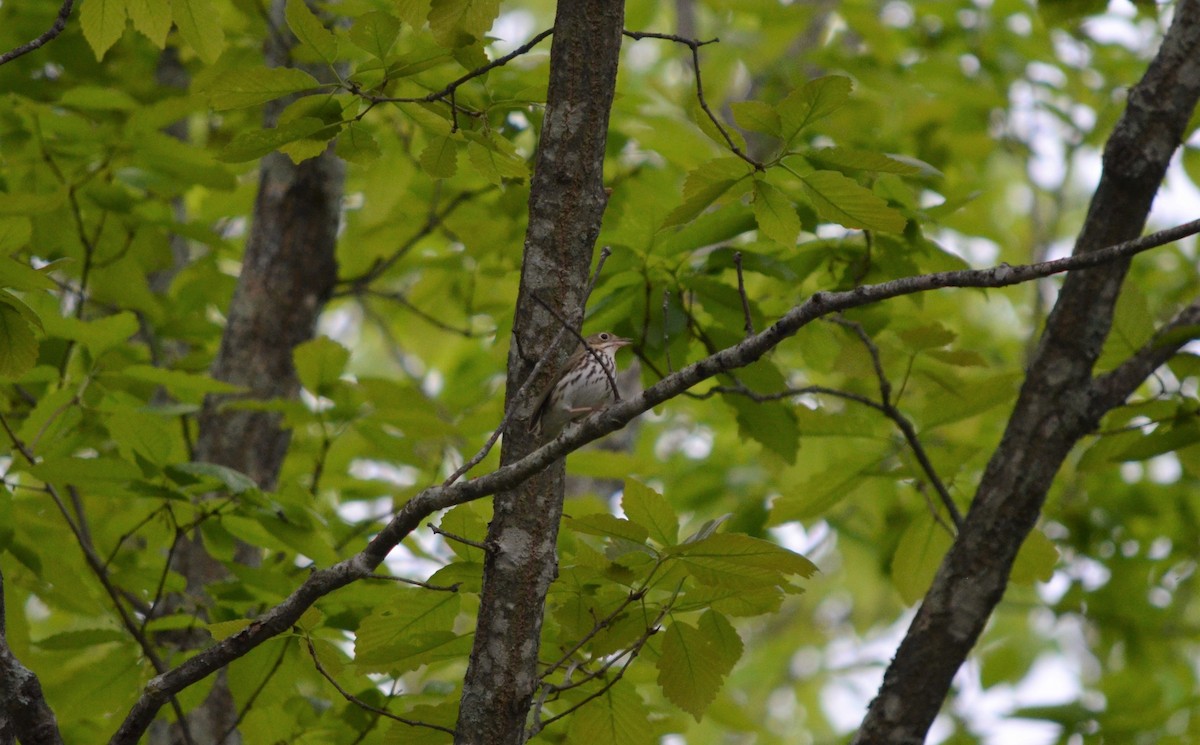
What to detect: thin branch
<box><xmin>623</xmin><ymin>30</ymin><xmax>764</xmax><ymax>171</ymax></box>
<box><xmin>355</xmin><ymin>27</ymin><xmax>554</xmax><ymax>114</ymax></box>
<box><xmin>662</xmin><ymin>289</ymin><xmax>675</xmax><ymax>372</ymax></box>
<box><xmin>359</xmin><ymin>289</ymin><xmax>484</xmax><ymax>337</ymax></box>
<box><xmin>0</xmin><ymin>0</ymin><xmax>75</xmax><ymax>66</ymax></box>
<box><xmin>442</xmin><ymin>246</ymin><xmax>614</xmax><ymax>487</ymax></box>
<box><xmin>108</xmin><ymin>218</ymin><xmax>1200</xmax><ymax>744</ymax></box>
<box><xmin>365</xmin><ymin>573</ymin><xmax>460</xmax><ymax>592</ymax></box>
<box><xmin>303</xmin><ymin>635</ymin><xmax>457</xmax><ymax>735</ymax></box>
<box><xmin>733</xmin><ymin>251</ymin><xmax>754</xmax><ymax>336</ymax></box>
<box><xmin>429</xmin><ymin>523</ymin><xmax>490</xmax><ymax>552</ymax></box>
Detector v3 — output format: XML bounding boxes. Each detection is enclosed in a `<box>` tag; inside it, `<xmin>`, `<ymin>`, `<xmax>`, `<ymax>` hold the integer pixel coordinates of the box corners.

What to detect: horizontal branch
<box><xmin>108</xmin><ymin>217</ymin><xmax>1200</xmax><ymax>743</ymax></box>
<box><xmin>0</xmin><ymin>0</ymin><xmax>75</xmax><ymax>66</ymax></box>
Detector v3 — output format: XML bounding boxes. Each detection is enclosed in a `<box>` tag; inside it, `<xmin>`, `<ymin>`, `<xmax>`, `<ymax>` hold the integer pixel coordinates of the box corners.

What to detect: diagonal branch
<box><xmin>0</xmin><ymin>0</ymin><xmax>75</xmax><ymax>66</ymax></box>
<box><xmin>107</xmin><ymin>217</ymin><xmax>1199</xmax><ymax>744</ymax></box>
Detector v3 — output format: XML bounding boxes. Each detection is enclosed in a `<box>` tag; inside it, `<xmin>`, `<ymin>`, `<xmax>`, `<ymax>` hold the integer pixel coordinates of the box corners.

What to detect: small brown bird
<box><xmin>531</xmin><ymin>332</ymin><xmax>632</xmax><ymax>437</ymax></box>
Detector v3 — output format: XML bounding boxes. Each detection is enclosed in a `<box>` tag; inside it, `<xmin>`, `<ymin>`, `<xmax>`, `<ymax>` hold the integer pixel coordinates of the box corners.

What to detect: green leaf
<box><xmin>669</xmin><ymin>533</ymin><xmax>817</xmax><ymax>587</ymax></box>
<box><xmin>200</xmin><ymin>66</ymin><xmax>322</xmax><ymax>110</ymax></box>
<box><xmin>216</xmin><ymin>117</ymin><xmax>328</xmax><ymax>162</ymax></box>
<box><xmin>395</xmin><ymin>0</ymin><xmax>430</xmax><ymax>27</ymax></box>
<box><xmin>0</xmin><ymin>218</ymin><xmax>31</xmax><ymax>255</ymax></box>
<box><xmin>420</xmin><ymin>134</ymin><xmax>460</xmax><ymax>178</ymax></box>
<box><xmin>753</xmin><ymin>181</ymin><xmax>801</xmax><ymax>247</ymax></box>
<box><xmin>427</xmin><ymin>0</ymin><xmax>501</xmax><ymax>48</ymax></box>
<box><xmin>898</xmin><ymin>323</ymin><xmax>957</xmax><ymax>351</ymax></box>
<box><xmin>33</xmin><ymin>628</ymin><xmax>128</xmax><ymax>649</ymax></box>
<box><xmin>0</xmin><ymin>303</ymin><xmax>38</xmax><ymax>380</ymax></box>
<box><xmin>731</xmin><ymin>101</ymin><xmax>781</xmax><ymax>137</ymax></box>
<box><xmin>127</xmin><ymin>0</ymin><xmax>171</xmax><ymax>46</ymax></box>
<box><xmin>725</xmin><ymin>396</ymin><xmax>800</xmax><ymax>465</ymax></box>
<box><xmin>349</xmin><ymin>11</ymin><xmax>401</xmax><ymax>60</ymax></box>
<box><xmin>1010</xmin><ymin>529</ymin><xmax>1059</xmax><ymax>585</ymax></box>
<box><xmin>106</xmin><ymin>409</ymin><xmax>174</xmax><ymax>467</ymax></box>
<box><xmin>27</xmin><ymin>456</ymin><xmax>141</xmax><ymax>485</ymax></box>
<box><xmin>0</xmin><ymin>189</ymin><xmax>68</xmax><ymax>216</ymax></box>
<box><xmin>285</xmin><ymin>0</ymin><xmax>339</xmax><ymax>63</ymax></box>
<box><xmin>354</xmin><ymin>590</ymin><xmax>461</xmax><ymax>668</ymax></box>
<box><xmin>663</xmin><ymin>157</ymin><xmax>753</xmax><ymax>227</ymax></box>
<box><xmin>567</xmin><ymin>677</ymin><xmax>655</xmax><ymax>745</ymax></box>
<box><xmin>118</xmin><ymin>365</ymin><xmax>241</xmax><ymax>402</ymax></box>
<box><xmin>336</xmin><ymin>121</ymin><xmax>382</xmax><ymax>164</ymax></box>
<box><xmin>80</xmin><ymin>0</ymin><xmax>128</xmax><ymax>61</ymax></box>
<box><xmin>779</xmin><ymin>76</ymin><xmax>853</xmax><ymax>140</ymax></box>
<box><xmin>656</xmin><ymin>613</ymin><xmax>742</xmax><ymax>721</ymax></box>
<box><xmin>622</xmin><ymin>479</ymin><xmax>678</xmax><ymax>546</ymax></box>
<box><xmin>41</xmin><ymin>311</ymin><xmax>138</xmax><ymax>355</ymax></box>
<box><xmin>466</xmin><ymin>138</ymin><xmax>529</xmax><ymax>184</ymax></box>
<box><xmin>294</xmin><ymin>336</ymin><xmax>350</xmax><ymax>395</ymax></box>
<box><xmin>171</xmin><ymin>0</ymin><xmax>226</xmax><ymax>63</ymax></box>
<box><xmin>168</xmin><ymin>462</ymin><xmax>259</xmax><ymax>493</ymax></box>
<box><xmin>568</xmin><ymin>513</ymin><xmax>650</xmax><ymax>545</ymax></box>
<box><xmin>891</xmin><ymin>517</ymin><xmax>953</xmax><ymax>605</ymax></box>
<box><xmin>800</xmin><ymin>170</ymin><xmax>906</xmax><ymax>232</ymax></box>
<box><xmin>806</xmin><ymin>147</ymin><xmax>923</xmax><ymax>175</ymax></box>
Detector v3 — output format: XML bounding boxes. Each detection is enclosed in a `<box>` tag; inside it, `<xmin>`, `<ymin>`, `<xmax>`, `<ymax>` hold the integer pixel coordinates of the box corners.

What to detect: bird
<box><xmin>531</xmin><ymin>332</ymin><xmax>632</xmax><ymax>437</ymax></box>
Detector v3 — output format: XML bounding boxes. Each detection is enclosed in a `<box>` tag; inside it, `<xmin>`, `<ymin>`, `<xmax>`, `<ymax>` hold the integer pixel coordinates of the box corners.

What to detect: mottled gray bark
<box><xmin>150</xmin><ymin>0</ymin><xmax>345</xmax><ymax>741</ymax></box>
<box><xmin>853</xmin><ymin>2</ymin><xmax>1200</xmax><ymax>742</ymax></box>
<box><xmin>453</xmin><ymin>1</ymin><xmax>626</xmax><ymax>743</ymax></box>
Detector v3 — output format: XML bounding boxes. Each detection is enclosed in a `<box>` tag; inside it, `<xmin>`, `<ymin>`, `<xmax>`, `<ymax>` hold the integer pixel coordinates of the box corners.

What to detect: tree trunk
<box><xmin>454</xmin><ymin>1</ymin><xmax>626</xmax><ymax>743</ymax></box>
<box><xmin>854</xmin><ymin>2</ymin><xmax>1200</xmax><ymax>742</ymax></box>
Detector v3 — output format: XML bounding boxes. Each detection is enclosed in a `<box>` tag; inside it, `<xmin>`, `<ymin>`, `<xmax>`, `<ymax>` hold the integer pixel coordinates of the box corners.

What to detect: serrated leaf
<box><xmin>336</xmin><ymin>121</ymin><xmax>382</xmax><ymax>164</ymax></box>
<box><xmin>622</xmin><ymin>479</ymin><xmax>678</xmax><ymax>546</ymax></box>
<box><xmin>419</xmin><ymin>134</ymin><xmax>459</xmax><ymax>178</ymax></box>
<box><xmin>349</xmin><ymin>11</ymin><xmax>401</xmax><ymax>59</ymax></box>
<box><xmin>725</xmin><ymin>395</ymin><xmax>799</xmax><ymax>465</ymax></box>
<box><xmin>286</xmin><ymin>0</ymin><xmax>339</xmax><ymax>63</ymax></box>
<box><xmin>294</xmin><ymin>336</ymin><xmax>350</xmax><ymax>395</ymax></box>
<box><xmin>80</xmin><ymin>0</ymin><xmax>128</xmax><ymax>61</ymax></box>
<box><xmin>428</xmin><ymin>0</ymin><xmax>500</xmax><ymax>48</ymax></box>
<box><xmin>568</xmin><ymin>513</ymin><xmax>650</xmax><ymax>545</ymax></box>
<box><xmin>753</xmin><ymin>181</ymin><xmax>801</xmax><ymax>247</ymax></box>
<box><xmin>466</xmin><ymin>139</ymin><xmax>528</xmax><ymax>184</ymax></box>
<box><xmin>41</xmin><ymin>311</ymin><xmax>138</xmax><ymax>355</ymax></box>
<box><xmin>891</xmin><ymin>517</ymin><xmax>953</xmax><ymax>605</ymax></box>
<box><xmin>800</xmin><ymin>170</ymin><xmax>906</xmax><ymax>232</ymax></box>
<box><xmin>664</xmin><ymin>157</ymin><xmax>752</xmax><ymax>227</ymax></box>
<box><xmin>779</xmin><ymin>76</ymin><xmax>852</xmax><ymax>140</ymax></box>
<box><xmin>806</xmin><ymin>147</ymin><xmax>922</xmax><ymax>174</ymax></box>
<box><xmin>656</xmin><ymin>616</ymin><xmax>739</xmax><ymax>721</ymax></box>
<box><xmin>395</xmin><ymin>0</ymin><xmax>430</xmax><ymax>27</ymax></box>
<box><xmin>171</xmin><ymin>0</ymin><xmax>225</xmax><ymax>64</ymax></box>
<box><xmin>207</xmin><ymin>619</ymin><xmax>254</xmax><ymax>641</ymax></box>
<box><xmin>217</xmin><ymin>117</ymin><xmax>328</xmax><ymax>162</ymax></box>
<box><xmin>0</xmin><ymin>303</ymin><xmax>38</xmax><ymax>380</ymax></box>
<box><xmin>669</xmin><ymin>532</ymin><xmax>817</xmax><ymax>587</ymax></box>
<box><xmin>200</xmin><ymin>66</ymin><xmax>321</xmax><ymax>110</ymax></box>
<box><xmin>567</xmin><ymin>681</ymin><xmax>655</xmax><ymax>745</ymax></box>
<box><xmin>731</xmin><ymin>101</ymin><xmax>780</xmax><ymax>137</ymax></box>
<box><xmin>354</xmin><ymin>590</ymin><xmax>461</xmax><ymax>668</ymax></box>
<box><xmin>127</xmin><ymin>0</ymin><xmax>171</xmax><ymax>46</ymax></box>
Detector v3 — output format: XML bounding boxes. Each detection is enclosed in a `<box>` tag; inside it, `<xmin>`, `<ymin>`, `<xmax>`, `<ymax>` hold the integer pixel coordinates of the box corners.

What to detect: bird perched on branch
<box><xmin>531</xmin><ymin>332</ymin><xmax>632</xmax><ymax>437</ymax></box>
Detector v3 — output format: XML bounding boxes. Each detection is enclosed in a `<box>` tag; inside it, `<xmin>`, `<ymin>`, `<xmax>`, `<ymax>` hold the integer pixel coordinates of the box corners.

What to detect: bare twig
<box><xmin>0</xmin><ymin>0</ymin><xmax>75</xmax><ymax>66</ymax></box>
<box><xmin>623</xmin><ymin>30</ymin><xmax>764</xmax><ymax>171</ymax></box>
<box><xmin>303</xmin><ymin>635</ymin><xmax>457</xmax><ymax>735</ymax></box>
<box><xmin>365</xmin><ymin>573</ymin><xmax>460</xmax><ymax>592</ymax></box>
<box><xmin>733</xmin><ymin>251</ymin><xmax>754</xmax><ymax>336</ymax></box>
<box><xmin>662</xmin><ymin>289</ymin><xmax>675</xmax><ymax>372</ymax></box>
<box><xmin>429</xmin><ymin>523</ymin><xmax>490</xmax><ymax>551</ymax></box>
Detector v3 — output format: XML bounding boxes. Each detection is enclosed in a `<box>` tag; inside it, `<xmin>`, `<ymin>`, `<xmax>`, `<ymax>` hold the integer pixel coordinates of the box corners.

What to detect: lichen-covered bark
<box><xmin>853</xmin><ymin>3</ymin><xmax>1200</xmax><ymax>742</ymax></box>
<box><xmin>453</xmin><ymin>2</ymin><xmax>626</xmax><ymax>743</ymax></box>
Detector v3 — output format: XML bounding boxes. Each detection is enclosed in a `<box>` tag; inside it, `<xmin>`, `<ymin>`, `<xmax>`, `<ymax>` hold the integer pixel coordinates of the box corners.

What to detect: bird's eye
<box><xmin>599</xmin><ymin>333</ymin><xmax>610</xmax><ymax>340</ymax></box>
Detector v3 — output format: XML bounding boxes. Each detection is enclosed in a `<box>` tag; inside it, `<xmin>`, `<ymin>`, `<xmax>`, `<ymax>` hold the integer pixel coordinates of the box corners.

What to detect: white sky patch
<box><xmin>489</xmin><ymin>10</ymin><xmax>537</xmax><ymax>54</ymax></box>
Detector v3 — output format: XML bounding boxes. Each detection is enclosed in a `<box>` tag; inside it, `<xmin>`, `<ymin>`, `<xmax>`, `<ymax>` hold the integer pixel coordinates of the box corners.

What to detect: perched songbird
<box><xmin>531</xmin><ymin>332</ymin><xmax>632</xmax><ymax>437</ymax></box>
